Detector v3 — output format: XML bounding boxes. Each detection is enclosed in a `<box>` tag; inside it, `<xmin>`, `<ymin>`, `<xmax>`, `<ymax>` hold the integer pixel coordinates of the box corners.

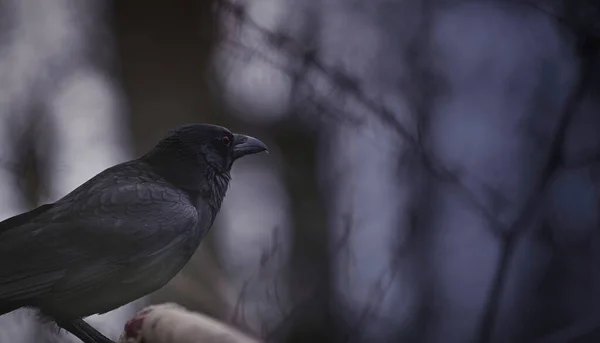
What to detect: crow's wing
<box><xmin>0</xmin><ymin>203</ymin><xmax>55</xmax><ymax>235</ymax></box>
<box><xmin>0</xmin><ymin>176</ymin><xmax>200</xmax><ymax>306</ymax></box>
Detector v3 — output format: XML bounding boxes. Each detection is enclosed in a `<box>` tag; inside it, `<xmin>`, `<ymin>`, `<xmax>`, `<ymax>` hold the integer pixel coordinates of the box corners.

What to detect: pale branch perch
<box><xmin>118</xmin><ymin>303</ymin><xmax>262</xmax><ymax>343</ymax></box>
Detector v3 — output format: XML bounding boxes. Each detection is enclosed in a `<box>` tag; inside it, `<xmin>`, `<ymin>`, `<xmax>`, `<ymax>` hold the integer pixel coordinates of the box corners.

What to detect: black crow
<box><xmin>0</xmin><ymin>123</ymin><xmax>267</xmax><ymax>343</ymax></box>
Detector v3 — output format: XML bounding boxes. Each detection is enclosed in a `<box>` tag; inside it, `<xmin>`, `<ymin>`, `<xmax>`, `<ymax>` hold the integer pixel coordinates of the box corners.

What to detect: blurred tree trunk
<box><xmin>269</xmin><ymin>120</ymin><xmax>333</xmax><ymax>343</ymax></box>
<box><xmin>111</xmin><ymin>0</ymin><xmax>230</xmax><ymax>320</ymax></box>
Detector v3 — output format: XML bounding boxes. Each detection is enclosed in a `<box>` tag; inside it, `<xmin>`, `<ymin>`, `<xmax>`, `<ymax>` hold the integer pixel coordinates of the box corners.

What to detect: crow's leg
<box><xmin>53</xmin><ymin>317</ymin><xmax>116</xmax><ymax>343</ymax></box>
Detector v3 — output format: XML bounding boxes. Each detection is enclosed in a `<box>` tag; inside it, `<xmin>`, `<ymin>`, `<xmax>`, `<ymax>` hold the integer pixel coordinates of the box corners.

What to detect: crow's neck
<box><xmin>202</xmin><ymin>164</ymin><xmax>231</xmax><ymax>211</ymax></box>
<box><xmin>140</xmin><ymin>151</ymin><xmax>231</xmax><ymax>211</ymax></box>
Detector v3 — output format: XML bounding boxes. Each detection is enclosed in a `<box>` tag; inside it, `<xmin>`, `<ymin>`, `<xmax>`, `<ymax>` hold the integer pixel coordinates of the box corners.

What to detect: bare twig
<box><xmin>215</xmin><ymin>2</ymin><xmax>600</xmax><ymax>342</ymax></box>
<box><xmin>340</xmin><ymin>252</ymin><xmax>403</xmax><ymax>343</ymax></box>
<box><xmin>474</xmin><ymin>35</ymin><xmax>599</xmax><ymax>343</ymax></box>
<box><xmin>263</xmin><ymin>213</ymin><xmax>354</xmax><ymax>342</ymax></box>
<box><xmin>215</xmin><ymin>0</ymin><xmax>508</xmax><ymax>239</ymax></box>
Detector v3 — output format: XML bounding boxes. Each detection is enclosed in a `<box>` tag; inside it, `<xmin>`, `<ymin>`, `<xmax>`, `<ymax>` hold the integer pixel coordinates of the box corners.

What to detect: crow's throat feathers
<box><xmin>202</xmin><ymin>164</ymin><xmax>231</xmax><ymax>211</ymax></box>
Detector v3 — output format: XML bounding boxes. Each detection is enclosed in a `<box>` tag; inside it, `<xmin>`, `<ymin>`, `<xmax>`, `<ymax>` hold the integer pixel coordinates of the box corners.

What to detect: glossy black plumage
<box><xmin>0</xmin><ymin>123</ymin><xmax>267</xmax><ymax>343</ymax></box>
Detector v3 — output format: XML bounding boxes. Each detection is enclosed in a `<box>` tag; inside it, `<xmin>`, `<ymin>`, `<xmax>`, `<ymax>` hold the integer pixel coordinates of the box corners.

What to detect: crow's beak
<box><xmin>233</xmin><ymin>134</ymin><xmax>268</xmax><ymax>160</ymax></box>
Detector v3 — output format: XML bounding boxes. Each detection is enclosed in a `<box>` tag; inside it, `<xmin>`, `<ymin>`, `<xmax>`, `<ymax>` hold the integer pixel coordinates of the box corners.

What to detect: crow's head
<box><xmin>142</xmin><ymin>123</ymin><xmax>267</xmax><ymax>190</ymax></box>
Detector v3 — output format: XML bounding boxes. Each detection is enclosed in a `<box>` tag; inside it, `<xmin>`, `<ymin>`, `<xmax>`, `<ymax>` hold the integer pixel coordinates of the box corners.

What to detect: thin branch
<box><xmin>216</xmin><ymin>0</ymin><xmax>507</xmax><ymax>239</ymax></box>
<box><xmin>340</xmin><ymin>252</ymin><xmax>402</xmax><ymax>343</ymax></box>
<box><xmin>474</xmin><ymin>36</ymin><xmax>600</xmax><ymax>343</ymax></box>
<box><xmin>215</xmin><ymin>3</ymin><xmax>600</xmax><ymax>342</ymax></box>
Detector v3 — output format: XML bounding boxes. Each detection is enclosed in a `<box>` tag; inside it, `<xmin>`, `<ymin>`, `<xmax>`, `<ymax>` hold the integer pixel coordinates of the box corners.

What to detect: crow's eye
<box><xmin>221</xmin><ymin>135</ymin><xmax>231</xmax><ymax>147</ymax></box>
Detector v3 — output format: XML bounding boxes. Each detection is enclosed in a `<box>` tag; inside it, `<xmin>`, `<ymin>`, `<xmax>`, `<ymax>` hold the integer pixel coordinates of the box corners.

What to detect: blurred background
<box><xmin>0</xmin><ymin>0</ymin><xmax>599</xmax><ymax>342</ymax></box>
